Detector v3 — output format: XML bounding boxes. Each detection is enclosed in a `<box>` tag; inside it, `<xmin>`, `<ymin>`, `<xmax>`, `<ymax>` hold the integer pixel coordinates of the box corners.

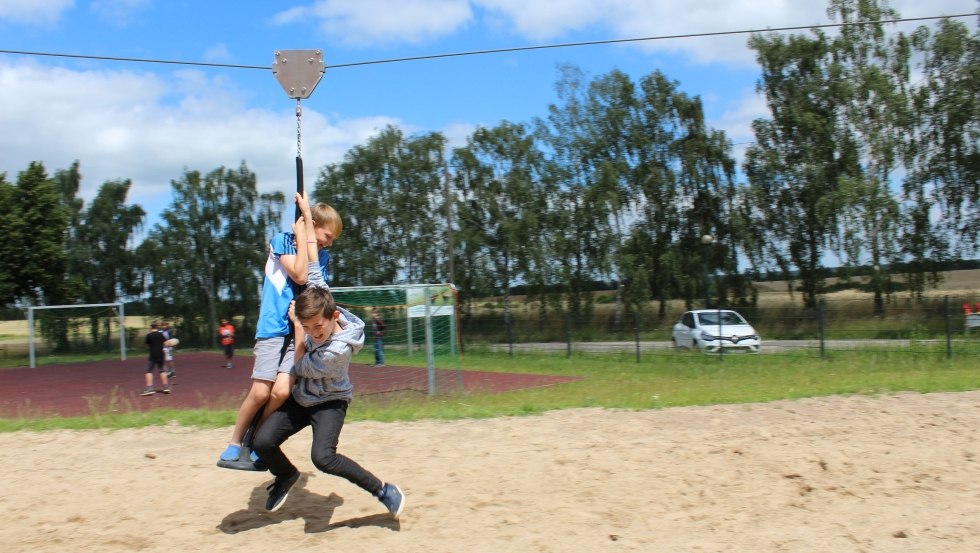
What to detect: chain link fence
<box><xmin>459</xmin><ymin>295</ymin><xmax>980</xmax><ymax>359</ymax></box>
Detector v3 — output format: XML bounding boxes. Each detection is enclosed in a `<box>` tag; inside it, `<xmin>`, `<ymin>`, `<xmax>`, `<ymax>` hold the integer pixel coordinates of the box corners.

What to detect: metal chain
<box><xmin>295</xmin><ymin>99</ymin><xmax>303</xmax><ymax>160</ymax></box>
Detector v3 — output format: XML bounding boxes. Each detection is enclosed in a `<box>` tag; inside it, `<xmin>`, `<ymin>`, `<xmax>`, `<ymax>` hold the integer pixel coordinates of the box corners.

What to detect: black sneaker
<box><xmin>162</xmin><ymin>388</ymin><xmax>172</xmax><ymax>394</ymax></box>
<box><xmin>139</xmin><ymin>388</ymin><xmax>155</xmax><ymax>396</ymax></box>
<box><xmin>377</xmin><ymin>483</ymin><xmax>405</xmax><ymax>519</ymax></box>
<box><xmin>265</xmin><ymin>469</ymin><xmax>299</xmax><ymax>512</ymax></box>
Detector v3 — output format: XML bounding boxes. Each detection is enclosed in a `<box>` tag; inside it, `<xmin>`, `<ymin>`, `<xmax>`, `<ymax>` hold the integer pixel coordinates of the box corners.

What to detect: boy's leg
<box><xmin>219</xmin><ymin>336</ymin><xmax>287</xmax><ymax>461</ymax></box>
<box><xmin>257</xmin><ymin>337</ymin><xmax>296</xmax><ymax>425</ymax></box>
<box><xmin>308</xmin><ymin>400</ymin><xmax>384</xmax><ymax>494</ymax></box>
<box><xmin>142</xmin><ymin>361</ymin><xmax>156</xmax><ymax>395</ymax></box>
<box><xmin>252</xmin><ymin>398</ymin><xmax>307</xmax><ymax>511</ymax></box>
<box><xmin>252</xmin><ymin>397</ymin><xmax>308</xmax><ymax>477</ymax></box>
<box><xmin>262</xmin><ymin>372</ymin><xmax>295</xmax><ymax>422</ymax></box>
<box><xmin>219</xmin><ymin>380</ymin><xmax>273</xmax><ymax>460</ymax></box>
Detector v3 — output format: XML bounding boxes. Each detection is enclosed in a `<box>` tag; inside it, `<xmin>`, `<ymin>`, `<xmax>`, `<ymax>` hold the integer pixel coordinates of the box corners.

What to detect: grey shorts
<box><xmin>251</xmin><ymin>336</ymin><xmax>295</xmax><ymax>382</ymax></box>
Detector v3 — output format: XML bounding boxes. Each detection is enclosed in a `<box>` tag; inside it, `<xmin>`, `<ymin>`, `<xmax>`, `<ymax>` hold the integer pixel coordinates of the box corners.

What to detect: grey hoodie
<box><xmin>291</xmin><ymin>262</ymin><xmax>365</xmax><ymax>406</ymax></box>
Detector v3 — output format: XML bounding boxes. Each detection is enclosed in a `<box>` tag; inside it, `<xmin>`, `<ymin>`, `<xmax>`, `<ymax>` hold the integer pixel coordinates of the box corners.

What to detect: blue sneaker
<box><xmin>265</xmin><ymin>469</ymin><xmax>300</xmax><ymax>511</ymax></box>
<box><xmin>377</xmin><ymin>483</ymin><xmax>405</xmax><ymax>519</ymax></box>
<box><xmin>219</xmin><ymin>444</ymin><xmax>241</xmax><ymax>462</ymax></box>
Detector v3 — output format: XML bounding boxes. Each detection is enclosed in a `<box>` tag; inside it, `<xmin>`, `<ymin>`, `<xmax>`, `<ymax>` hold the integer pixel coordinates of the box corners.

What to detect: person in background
<box><xmin>219</xmin><ymin>318</ymin><xmax>236</xmax><ymax>369</ymax></box>
<box><xmin>372</xmin><ymin>309</ymin><xmax>385</xmax><ymax>367</ymax></box>
<box><xmin>142</xmin><ymin>321</ymin><xmax>171</xmax><ymax>396</ymax></box>
<box><xmin>161</xmin><ymin>320</ymin><xmax>176</xmax><ymax>379</ymax></box>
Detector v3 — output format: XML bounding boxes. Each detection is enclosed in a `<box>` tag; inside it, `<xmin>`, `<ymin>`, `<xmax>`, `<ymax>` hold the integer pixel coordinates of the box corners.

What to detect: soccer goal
<box><xmin>330</xmin><ymin>283</ymin><xmax>461</xmax><ymax>395</ymax></box>
<box><xmin>26</xmin><ymin>303</ymin><xmax>127</xmax><ymax>368</ymax></box>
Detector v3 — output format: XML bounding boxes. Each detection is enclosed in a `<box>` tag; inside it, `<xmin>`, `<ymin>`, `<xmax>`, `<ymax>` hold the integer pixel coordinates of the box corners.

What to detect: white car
<box><xmin>671</xmin><ymin>309</ymin><xmax>761</xmax><ymax>354</ymax></box>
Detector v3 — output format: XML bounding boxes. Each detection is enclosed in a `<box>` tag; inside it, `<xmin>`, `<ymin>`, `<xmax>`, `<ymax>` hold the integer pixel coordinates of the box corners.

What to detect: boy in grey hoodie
<box><xmin>251</xmin><ymin>212</ymin><xmax>405</xmax><ymax>518</ymax></box>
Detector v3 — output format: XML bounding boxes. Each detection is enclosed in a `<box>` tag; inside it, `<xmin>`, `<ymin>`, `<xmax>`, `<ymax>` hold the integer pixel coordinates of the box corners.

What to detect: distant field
<box><xmin>0</xmin><ymin>316</ymin><xmax>151</xmax><ymax>341</ymax></box>
<box><xmin>754</xmin><ymin>268</ymin><xmax>980</xmax><ymax>296</ymax></box>
<box><xmin>2</xmin><ymin>270</ymin><xmax>977</xmax><ymax>341</ymax></box>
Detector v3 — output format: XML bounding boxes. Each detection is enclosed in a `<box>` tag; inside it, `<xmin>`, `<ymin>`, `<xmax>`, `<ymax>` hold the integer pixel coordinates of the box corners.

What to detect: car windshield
<box><xmin>697</xmin><ymin>312</ymin><xmax>746</xmax><ymax>326</ymax></box>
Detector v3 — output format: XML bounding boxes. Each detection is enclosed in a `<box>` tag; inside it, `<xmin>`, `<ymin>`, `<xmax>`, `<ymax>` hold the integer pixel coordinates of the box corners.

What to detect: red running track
<box><xmin>0</xmin><ymin>351</ymin><xmax>579</xmax><ymax>418</ymax></box>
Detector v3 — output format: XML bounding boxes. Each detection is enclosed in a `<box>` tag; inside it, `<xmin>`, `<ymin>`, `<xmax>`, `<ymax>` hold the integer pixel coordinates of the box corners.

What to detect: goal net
<box><xmin>330</xmin><ymin>283</ymin><xmax>461</xmax><ymax>395</ymax></box>
<box><xmin>26</xmin><ymin>303</ymin><xmax>127</xmax><ymax>368</ymax></box>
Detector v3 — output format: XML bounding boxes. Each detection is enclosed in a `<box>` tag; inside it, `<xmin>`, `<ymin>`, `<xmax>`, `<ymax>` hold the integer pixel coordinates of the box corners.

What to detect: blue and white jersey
<box><xmin>255</xmin><ymin>231</ymin><xmax>330</xmax><ymax>339</ymax></box>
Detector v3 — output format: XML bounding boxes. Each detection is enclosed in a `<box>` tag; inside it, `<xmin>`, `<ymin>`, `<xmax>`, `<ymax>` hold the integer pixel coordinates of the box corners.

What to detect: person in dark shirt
<box><xmin>142</xmin><ymin>321</ymin><xmax>171</xmax><ymax>396</ymax></box>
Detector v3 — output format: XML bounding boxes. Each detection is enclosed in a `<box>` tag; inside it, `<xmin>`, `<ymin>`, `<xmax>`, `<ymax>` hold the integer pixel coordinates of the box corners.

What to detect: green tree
<box><xmin>827</xmin><ymin>0</ymin><xmax>909</xmax><ymax>313</ymax></box>
<box><xmin>73</xmin><ymin>180</ymin><xmax>146</xmax><ymax>304</ymax></box>
<box><xmin>453</xmin><ymin>121</ymin><xmax>547</xmax><ymax>333</ymax></box>
<box><xmin>533</xmin><ymin>65</ymin><xmax>613</xmax><ymax>323</ymax></box>
<box><xmin>315</xmin><ymin>126</ymin><xmax>449</xmax><ymax>286</ymax></box>
<box><xmin>140</xmin><ymin>164</ymin><xmax>279</xmax><ymax>346</ymax></box>
<box><xmin>0</xmin><ymin>172</ymin><xmax>17</xmax><ymax>305</ymax></box>
<box><xmin>11</xmin><ymin>162</ymin><xmax>70</xmax><ymax>305</ymax></box>
<box><xmin>907</xmin><ymin>17</ymin><xmax>979</xmax><ymax>264</ymax></box>
<box><xmin>536</xmin><ymin>66</ymin><xmax>740</xmax><ymax>320</ymax></box>
<box><xmin>745</xmin><ymin>26</ymin><xmax>860</xmax><ymax>308</ymax></box>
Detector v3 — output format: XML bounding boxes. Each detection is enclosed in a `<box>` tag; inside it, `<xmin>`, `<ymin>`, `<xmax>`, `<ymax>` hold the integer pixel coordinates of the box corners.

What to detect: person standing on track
<box><xmin>161</xmin><ymin>320</ymin><xmax>176</xmax><ymax>379</ymax></box>
<box><xmin>142</xmin><ymin>321</ymin><xmax>171</xmax><ymax>396</ymax></box>
<box><xmin>371</xmin><ymin>309</ymin><xmax>385</xmax><ymax>367</ymax></box>
<box><xmin>219</xmin><ymin>319</ymin><xmax>236</xmax><ymax>369</ymax></box>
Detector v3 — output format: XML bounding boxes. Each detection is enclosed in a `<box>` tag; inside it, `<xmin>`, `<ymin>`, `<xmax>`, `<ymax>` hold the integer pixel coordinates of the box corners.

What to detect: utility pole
<box><xmin>444</xmin><ymin>162</ymin><xmax>455</xmax><ymax>284</ymax></box>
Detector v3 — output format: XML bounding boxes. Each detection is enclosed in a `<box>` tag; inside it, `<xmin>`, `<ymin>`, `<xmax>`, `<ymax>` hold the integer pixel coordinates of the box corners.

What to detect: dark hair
<box><xmin>295</xmin><ymin>286</ymin><xmax>337</xmax><ymax>321</ymax></box>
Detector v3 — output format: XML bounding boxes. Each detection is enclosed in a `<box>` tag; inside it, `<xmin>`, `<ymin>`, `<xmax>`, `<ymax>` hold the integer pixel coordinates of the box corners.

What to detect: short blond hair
<box><xmin>311</xmin><ymin>203</ymin><xmax>343</xmax><ymax>238</ymax></box>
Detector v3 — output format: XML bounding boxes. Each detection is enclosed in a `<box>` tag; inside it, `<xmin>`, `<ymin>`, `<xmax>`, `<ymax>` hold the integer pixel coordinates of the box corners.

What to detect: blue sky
<box><xmin>1</xmin><ymin>0</ymin><xmax>975</xmax><ymax>236</ymax></box>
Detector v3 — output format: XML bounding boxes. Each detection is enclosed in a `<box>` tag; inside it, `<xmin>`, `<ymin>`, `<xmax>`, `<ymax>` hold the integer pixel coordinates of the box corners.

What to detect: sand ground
<box><xmin>2</xmin><ymin>391</ymin><xmax>979</xmax><ymax>552</ymax></box>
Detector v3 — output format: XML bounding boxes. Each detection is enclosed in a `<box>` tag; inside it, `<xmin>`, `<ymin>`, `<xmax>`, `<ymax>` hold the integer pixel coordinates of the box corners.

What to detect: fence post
<box><xmin>818</xmin><ymin>300</ymin><xmax>826</xmax><ymax>359</ymax></box>
<box><xmin>565</xmin><ymin>313</ymin><xmax>572</xmax><ymax>358</ymax></box>
<box><xmin>633</xmin><ymin>310</ymin><xmax>641</xmax><ymax>363</ymax></box>
<box><xmin>717</xmin><ymin>306</ymin><xmax>724</xmax><ymax>363</ymax></box>
<box><xmin>944</xmin><ymin>295</ymin><xmax>952</xmax><ymax>359</ymax></box>
<box><xmin>505</xmin><ymin>310</ymin><xmax>513</xmax><ymax>358</ymax></box>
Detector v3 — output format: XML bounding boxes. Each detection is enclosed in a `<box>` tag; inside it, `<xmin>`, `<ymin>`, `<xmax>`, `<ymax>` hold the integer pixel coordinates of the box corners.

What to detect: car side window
<box><xmin>721</xmin><ymin>312</ymin><xmax>744</xmax><ymax>325</ymax></box>
<box><xmin>682</xmin><ymin>312</ymin><xmax>695</xmax><ymax>327</ymax></box>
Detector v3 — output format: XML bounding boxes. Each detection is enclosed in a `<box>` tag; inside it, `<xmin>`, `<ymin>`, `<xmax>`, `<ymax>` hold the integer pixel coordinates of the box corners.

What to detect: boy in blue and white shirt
<box><xmin>252</xmin><ymin>211</ymin><xmax>405</xmax><ymax>518</ymax></box>
<box><xmin>219</xmin><ymin>192</ymin><xmax>342</xmax><ymax>465</ymax></box>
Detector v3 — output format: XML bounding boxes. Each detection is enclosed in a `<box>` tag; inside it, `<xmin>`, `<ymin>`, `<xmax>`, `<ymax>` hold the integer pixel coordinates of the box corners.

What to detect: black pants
<box><xmin>252</xmin><ymin>396</ymin><xmax>383</xmax><ymax>496</ymax></box>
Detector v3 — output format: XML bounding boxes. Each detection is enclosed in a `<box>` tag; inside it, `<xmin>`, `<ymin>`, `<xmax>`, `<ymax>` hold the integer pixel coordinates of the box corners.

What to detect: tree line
<box><xmin>1</xmin><ymin>0</ymin><xmax>976</xmax><ymax>346</ymax></box>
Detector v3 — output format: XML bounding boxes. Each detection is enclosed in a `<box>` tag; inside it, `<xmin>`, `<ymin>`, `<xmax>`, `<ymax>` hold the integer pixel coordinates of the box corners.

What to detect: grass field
<box><xmin>1</xmin><ymin>346</ymin><xmax>977</xmax><ymax>432</ymax></box>
<box><xmin>1</xmin><ymin>269</ymin><xmax>976</xmax><ymax>432</ymax></box>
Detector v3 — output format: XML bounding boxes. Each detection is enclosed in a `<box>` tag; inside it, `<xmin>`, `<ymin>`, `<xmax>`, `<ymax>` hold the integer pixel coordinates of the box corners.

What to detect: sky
<box><xmin>1</xmin><ymin>0</ymin><xmax>976</xmax><ymax>237</ymax></box>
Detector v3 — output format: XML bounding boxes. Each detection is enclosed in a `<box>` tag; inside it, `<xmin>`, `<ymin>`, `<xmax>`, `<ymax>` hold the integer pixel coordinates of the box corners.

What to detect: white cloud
<box><xmin>0</xmin><ymin>60</ymin><xmax>401</xmax><ymax>230</ymax></box>
<box><xmin>440</xmin><ymin>121</ymin><xmax>477</xmax><ymax>150</ymax></box>
<box><xmin>475</xmin><ymin>0</ymin><xmax>603</xmax><ymax>39</ymax></box>
<box><xmin>713</xmin><ymin>88</ymin><xmax>768</xmax><ymax>162</ymax></box>
<box><xmin>90</xmin><ymin>0</ymin><xmax>149</xmax><ymax>25</ymax></box>
<box><xmin>274</xmin><ymin>0</ymin><xmax>474</xmax><ymax>46</ymax></box>
<box><xmin>0</xmin><ymin>0</ymin><xmax>73</xmax><ymax>25</ymax></box>
<box><xmin>267</xmin><ymin>1</ymin><xmax>975</xmax><ymax>65</ymax></box>
<box><xmin>202</xmin><ymin>43</ymin><xmax>233</xmax><ymax>64</ymax></box>
<box><xmin>474</xmin><ymin>0</ymin><xmax>976</xmax><ymax>66</ymax></box>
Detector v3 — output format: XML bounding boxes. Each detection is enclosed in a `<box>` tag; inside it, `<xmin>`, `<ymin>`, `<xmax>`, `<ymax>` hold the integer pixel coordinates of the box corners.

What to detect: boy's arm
<box><xmin>281</xmin><ymin>192</ymin><xmax>314</xmax><ymax>284</ymax></box>
<box><xmin>287</xmin><ymin>300</ymin><xmax>306</xmax><ymax>360</ymax></box>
